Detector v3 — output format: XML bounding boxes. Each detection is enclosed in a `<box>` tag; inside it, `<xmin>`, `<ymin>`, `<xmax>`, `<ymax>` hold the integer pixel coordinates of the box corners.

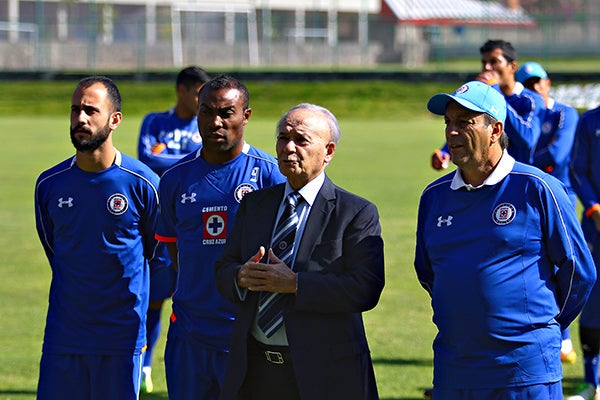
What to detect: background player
<box><xmin>34</xmin><ymin>76</ymin><xmax>166</xmax><ymax>399</ymax></box>
<box><xmin>430</xmin><ymin>39</ymin><xmax>546</xmax><ymax>170</ymax></box>
<box><xmin>138</xmin><ymin>65</ymin><xmax>211</xmax><ymax>176</ymax></box>
<box><xmin>155</xmin><ymin>75</ymin><xmax>286</xmax><ymax>399</ymax></box>
<box><xmin>516</xmin><ymin>60</ymin><xmax>581</xmax><ymax>365</ymax></box>
<box><xmin>136</xmin><ymin>65</ymin><xmax>211</xmax><ymax>392</ymax></box>
<box><xmin>568</xmin><ymin>104</ymin><xmax>600</xmax><ymax>400</ymax></box>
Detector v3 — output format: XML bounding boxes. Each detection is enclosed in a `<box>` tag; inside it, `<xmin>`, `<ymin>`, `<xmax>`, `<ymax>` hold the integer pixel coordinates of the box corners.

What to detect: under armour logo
<box><xmin>180</xmin><ymin>192</ymin><xmax>197</xmax><ymax>204</ymax></box>
<box><xmin>58</xmin><ymin>197</ymin><xmax>73</xmax><ymax>208</ymax></box>
<box><xmin>437</xmin><ymin>215</ymin><xmax>453</xmax><ymax>227</ymax></box>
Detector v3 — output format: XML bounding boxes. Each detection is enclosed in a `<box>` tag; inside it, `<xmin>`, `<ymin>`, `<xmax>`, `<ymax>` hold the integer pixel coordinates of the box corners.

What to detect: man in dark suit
<box><xmin>215</xmin><ymin>103</ymin><xmax>385</xmax><ymax>400</ymax></box>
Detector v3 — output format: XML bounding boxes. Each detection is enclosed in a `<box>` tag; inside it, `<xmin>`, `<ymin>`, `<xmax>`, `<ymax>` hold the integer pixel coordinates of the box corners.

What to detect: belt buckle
<box><xmin>264</xmin><ymin>350</ymin><xmax>284</xmax><ymax>364</ymax></box>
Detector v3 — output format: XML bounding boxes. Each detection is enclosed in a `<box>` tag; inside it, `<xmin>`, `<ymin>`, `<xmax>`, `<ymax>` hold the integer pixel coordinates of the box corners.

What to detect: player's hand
<box><xmin>431</xmin><ymin>149</ymin><xmax>450</xmax><ymax>170</ymax></box>
<box><xmin>591</xmin><ymin>211</ymin><xmax>600</xmax><ymax>232</ymax></box>
<box><xmin>476</xmin><ymin>71</ymin><xmax>500</xmax><ymax>86</ymax></box>
<box><xmin>151</xmin><ymin>142</ymin><xmax>167</xmax><ymax>155</ymax></box>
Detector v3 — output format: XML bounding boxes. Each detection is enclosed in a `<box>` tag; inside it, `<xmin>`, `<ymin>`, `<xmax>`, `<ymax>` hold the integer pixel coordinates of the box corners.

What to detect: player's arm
<box><xmin>34</xmin><ymin>180</ymin><xmax>55</xmax><ymax>260</ymax></box>
<box><xmin>570</xmin><ymin>113</ymin><xmax>600</xmax><ymax>228</ymax></box>
<box><xmin>414</xmin><ymin>195</ymin><xmax>434</xmax><ymax>296</ymax></box>
<box><xmin>542</xmin><ymin>178</ymin><xmax>596</xmax><ymax>329</ymax></box>
<box><xmin>534</xmin><ymin>106</ymin><xmax>579</xmax><ymax>172</ymax></box>
<box><xmin>504</xmin><ymin>97</ymin><xmax>542</xmax><ymax>164</ymax></box>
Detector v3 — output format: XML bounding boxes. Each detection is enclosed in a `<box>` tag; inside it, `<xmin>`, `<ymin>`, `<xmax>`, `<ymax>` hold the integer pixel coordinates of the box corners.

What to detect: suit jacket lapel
<box><xmin>295</xmin><ymin>176</ymin><xmax>336</xmax><ymax>271</ymax></box>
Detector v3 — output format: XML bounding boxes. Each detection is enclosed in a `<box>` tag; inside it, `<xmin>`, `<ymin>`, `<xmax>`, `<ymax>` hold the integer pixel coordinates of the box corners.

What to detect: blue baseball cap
<box><xmin>516</xmin><ymin>61</ymin><xmax>548</xmax><ymax>83</ymax></box>
<box><xmin>427</xmin><ymin>81</ymin><xmax>506</xmax><ymax>123</ymax></box>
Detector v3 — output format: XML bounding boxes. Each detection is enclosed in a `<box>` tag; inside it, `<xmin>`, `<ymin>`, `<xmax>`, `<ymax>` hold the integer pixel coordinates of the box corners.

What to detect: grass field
<box><xmin>0</xmin><ymin>79</ymin><xmax>589</xmax><ymax>399</ymax></box>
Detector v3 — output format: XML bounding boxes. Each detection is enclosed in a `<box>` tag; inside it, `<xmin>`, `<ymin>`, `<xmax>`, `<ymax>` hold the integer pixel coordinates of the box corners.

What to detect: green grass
<box><xmin>0</xmin><ymin>80</ymin><xmax>588</xmax><ymax>399</ymax></box>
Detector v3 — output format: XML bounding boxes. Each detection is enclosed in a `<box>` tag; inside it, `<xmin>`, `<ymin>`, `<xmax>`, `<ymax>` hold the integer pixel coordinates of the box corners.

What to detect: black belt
<box><xmin>249</xmin><ymin>336</ymin><xmax>292</xmax><ymax>365</ymax></box>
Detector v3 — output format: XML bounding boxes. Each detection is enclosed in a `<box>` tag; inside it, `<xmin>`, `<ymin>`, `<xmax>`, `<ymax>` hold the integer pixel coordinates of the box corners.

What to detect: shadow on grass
<box><xmin>372</xmin><ymin>357</ymin><xmax>433</xmax><ymax>367</ymax></box>
<box><xmin>140</xmin><ymin>392</ymin><xmax>169</xmax><ymax>400</ymax></box>
<box><xmin>562</xmin><ymin>376</ymin><xmax>585</xmax><ymax>395</ymax></box>
<box><xmin>0</xmin><ymin>390</ymin><xmax>37</xmax><ymax>396</ymax></box>
<box><xmin>0</xmin><ymin>390</ymin><xmax>169</xmax><ymax>399</ymax></box>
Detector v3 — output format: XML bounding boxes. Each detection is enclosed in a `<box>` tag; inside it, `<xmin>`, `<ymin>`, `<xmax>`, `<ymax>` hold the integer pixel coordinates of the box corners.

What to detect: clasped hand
<box><xmin>236</xmin><ymin>246</ymin><xmax>297</xmax><ymax>293</ymax></box>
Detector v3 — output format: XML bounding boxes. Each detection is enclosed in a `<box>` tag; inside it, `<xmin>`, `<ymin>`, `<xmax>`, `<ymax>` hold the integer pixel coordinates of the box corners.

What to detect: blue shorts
<box><xmin>37</xmin><ymin>353</ymin><xmax>142</xmax><ymax>400</ymax></box>
<box><xmin>433</xmin><ymin>381</ymin><xmax>562</xmax><ymax>400</ymax></box>
<box><xmin>164</xmin><ymin>327</ymin><xmax>228</xmax><ymax>400</ymax></box>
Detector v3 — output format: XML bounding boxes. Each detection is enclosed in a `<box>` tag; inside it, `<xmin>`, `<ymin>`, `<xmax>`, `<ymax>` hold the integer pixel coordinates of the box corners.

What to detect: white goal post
<box><xmin>171</xmin><ymin>2</ymin><xmax>259</xmax><ymax>67</ymax></box>
<box><xmin>0</xmin><ymin>21</ymin><xmax>39</xmax><ymax>69</ymax></box>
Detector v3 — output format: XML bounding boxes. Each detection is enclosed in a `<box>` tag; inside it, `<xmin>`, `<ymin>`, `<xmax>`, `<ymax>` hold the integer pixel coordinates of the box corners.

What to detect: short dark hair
<box><xmin>480</xmin><ymin>39</ymin><xmax>517</xmax><ymax>63</ymax></box>
<box><xmin>176</xmin><ymin>66</ymin><xmax>211</xmax><ymax>89</ymax></box>
<box><xmin>198</xmin><ymin>74</ymin><xmax>250</xmax><ymax>109</ymax></box>
<box><xmin>482</xmin><ymin>113</ymin><xmax>508</xmax><ymax>150</ymax></box>
<box><xmin>77</xmin><ymin>75</ymin><xmax>121</xmax><ymax>112</ymax></box>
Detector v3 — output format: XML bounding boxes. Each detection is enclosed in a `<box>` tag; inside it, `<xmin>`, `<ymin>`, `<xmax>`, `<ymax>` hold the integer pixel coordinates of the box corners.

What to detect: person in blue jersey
<box><xmin>136</xmin><ymin>65</ymin><xmax>211</xmax><ymax>393</ymax></box>
<box><xmin>430</xmin><ymin>39</ymin><xmax>545</xmax><ymax>170</ymax></box>
<box><xmin>34</xmin><ymin>76</ymin><xmax>168</xmax><ymax>400</ymax></box>
<box><xmin>215</xmin><ymin>103</ymin><xmax>384</xmax><ymax>400</ymax></box>
<box><xmin>568</xmin><ymin>105</ymin><xmax>600</xmax><ymax>400</ymax></box>
<box><xmin>416</xmin><ymin>80</ymin><xmax>596</xmax><ymax>400</ymax></box>
<box><xmin>516</xmin><ymin>60</ymin><xmax>581</xmax><ymax>366</ymax></box>
<box><xmin>138</xmin><ymin>66</ymin><xmax>211</xmax><ymax>176</ymax></box>
<box><xmin>155</xmin><ymin>75</ymin><xmax>286</xmax><ymax>400</ymax></box>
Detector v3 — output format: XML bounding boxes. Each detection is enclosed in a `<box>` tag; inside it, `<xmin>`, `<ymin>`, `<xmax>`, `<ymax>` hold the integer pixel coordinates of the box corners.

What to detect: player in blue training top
<box><xmin>516</xmin><ymin>60</ymin><xmax>581</xmax><ymax>365</ymax></box>
<box><xmin>568</xmin><ymin>105</ymin><xmax>600</xmax><ymax>400</ymax></box>
<box><xmin>430</xmin><ymin>39</ymin><xmax>545</xmax><ymax>170</ymax></box>
<box><xmin>136</xmin><ymin>65</ymin><xmax>211</xmax><ymax>393</ymax></box>
<box><xmin>34</xmin><ymin>76</ymin><xmax>168</xmax><ymax>400</ymax></box>
<box><xmin>138</xmin><ymin>66</ymin><xmax>211</xmax><ymax>176</ymax></box>
<box><xmin>156</xmin><ymin>75</ymin><xmax>286</xmax><ymax>400</ymax></box>
<box><xmin>416</xmin><ymin>80</ymin><xmax>596</xmax><ymax>400</ymax></box>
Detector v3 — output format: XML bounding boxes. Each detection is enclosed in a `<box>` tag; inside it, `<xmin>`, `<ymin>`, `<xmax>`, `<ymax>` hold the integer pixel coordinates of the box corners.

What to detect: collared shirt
<box><xmin>251</xmin><ymin>172</ymin><xmax>326</xmax><ymax>345</ymax></box>
<box><xmin>450</xmin><ymin>150</ymin><xmax>515</xmax><ymax>191</ymax></box>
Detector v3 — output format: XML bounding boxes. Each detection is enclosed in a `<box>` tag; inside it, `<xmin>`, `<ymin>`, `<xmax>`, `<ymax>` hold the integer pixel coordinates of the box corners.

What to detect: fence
<box><xmin>0</xmin><ymin>1</ymin><xmax>599</xmax><ymax>71</ymax></box>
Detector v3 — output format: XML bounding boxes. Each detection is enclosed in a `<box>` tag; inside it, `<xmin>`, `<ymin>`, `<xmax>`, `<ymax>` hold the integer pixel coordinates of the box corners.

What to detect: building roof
<box><xmin>382</xmin><ymin>0</ymin><xmax>535</xmax><ymax>27</ymax></box>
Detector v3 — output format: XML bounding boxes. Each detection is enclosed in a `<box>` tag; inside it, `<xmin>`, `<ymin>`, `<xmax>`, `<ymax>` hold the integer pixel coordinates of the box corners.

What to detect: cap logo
<box><xmin>455</xmin><ymin>84</ymin><xmax>469</xmax><ymax>95</ymax></box>
<box><xmin>489</xmin><ymin>105</ymin><xmax>499</xmax><ymax>117</ymax></box>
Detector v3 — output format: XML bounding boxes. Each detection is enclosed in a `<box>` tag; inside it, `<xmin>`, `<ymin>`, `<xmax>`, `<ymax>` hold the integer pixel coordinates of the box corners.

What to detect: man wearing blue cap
<box><xmin>431</xmin><ymin>39</ymin><xmax>546</xmax><ymax>170</ymax></box>
<box><xmin>415</xmin><ymin>80</ymin><xmax>596</xmax><ymax>400</ymax></box>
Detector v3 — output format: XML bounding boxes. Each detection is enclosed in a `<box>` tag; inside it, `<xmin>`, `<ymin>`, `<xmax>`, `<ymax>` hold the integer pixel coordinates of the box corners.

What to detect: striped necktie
<box><xmin>257</xmin><ymin>191</ymin><xmax>303</xmax><ymax>337</ymax></box>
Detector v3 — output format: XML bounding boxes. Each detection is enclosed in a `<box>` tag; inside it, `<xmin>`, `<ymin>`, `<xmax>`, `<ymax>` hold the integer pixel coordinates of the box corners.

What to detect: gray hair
<box><xmin>278</xmin><ymin>103</ymin><xmax>341</xmax><ymax>144</ymax></box>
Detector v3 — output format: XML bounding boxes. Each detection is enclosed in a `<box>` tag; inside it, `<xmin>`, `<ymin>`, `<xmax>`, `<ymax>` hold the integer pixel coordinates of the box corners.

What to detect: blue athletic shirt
<box><xmin>138</xmin><ymin>108</ymin><xmax>202</xmax><ymax>176</ymax></box>
<box><xmin>415</xmin><ymin>151</ymin><xmax>595</xmax><ymax>389</ymax></box>
<box><xmin>533</xmin><ymin>99</ymin><xmax>579</xmax><ymax>203</ymax></box>
<box><xmin>35</xmin><ymin>150</ymin><xmax>163</xmax><ymax>355</ymax></box>
<box><xmin>156</xmin><ymin>143</ymin><xmax>286</xmax><ymax>351</ymax></box>
<box><xmin>571</xmin><ymin>106</ymin><xmax>600</xmax><ymax>219</ymax></box>
<box><xmin>501</xmin><ymin>82</ymin><xmax>546</xmax><ymax>164</ymax></box>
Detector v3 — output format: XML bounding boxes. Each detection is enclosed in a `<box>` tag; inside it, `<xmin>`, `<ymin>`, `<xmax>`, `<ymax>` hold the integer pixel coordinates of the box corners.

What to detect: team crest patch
<box><xmin>234</xmin><ymin>183</ymin><xmax>256</xmax><ymax>203</ymax></box>
<box><xmin>204</xmin><ymin>211</ymin><xmax>226</xmax><ymax>239</ymax></box>
<box><xmin>493</xmin><ymin>203</ymin><xmax>516</xmax><ymax>225</ymax></box>
<box><xmin>107</xmin><ymin>193</ymin><xmax>128</xmax><ymax>215</ymax></box>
